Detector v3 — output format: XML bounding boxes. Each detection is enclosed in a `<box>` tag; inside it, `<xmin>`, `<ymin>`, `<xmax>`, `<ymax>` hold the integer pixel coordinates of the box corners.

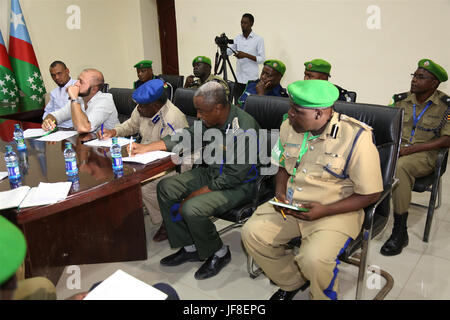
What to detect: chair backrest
<box><xmin>173</xmin><ymin>88</ymin><xmax>197</xmax><ymax>126</ymax></box>
<box><xmin>244</xmin><ymin>95</ymin><xmax>290</xmax><ymax>130</ymax></box>
<box><xmin>227</xmin><ymin>80</ymin><xmax>235</xmax><ymax>104</ymax></box>
<box><xmin>101</xmin><ymin>83</ymin><xmax>110</xmax><ymax>93</ymax></box>
<box><xmin>109</xmin><ymin>88</ymin><xmax>136</xmax><ymax>123</ymax></box>
<box><xmin>346</xmin><ymin>91</ymin><xmax>357</xmax><ymax>102</ymax></box>
<box><xmin>159</xmin><ymin>74</ymin><xmax>184</xmax><ymax>98</ymax></box>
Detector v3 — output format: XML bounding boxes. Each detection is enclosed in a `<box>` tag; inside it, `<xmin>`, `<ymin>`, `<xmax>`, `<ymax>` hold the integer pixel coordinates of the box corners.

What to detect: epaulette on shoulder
<box><xmin>393</xmin><ymin>92</ymin><xmax>408</xmax><ymax>103</ymax></box>
<box><xmin>441</xmin><ymin>94</ymin><xmax>450</xmax><ymax>107</ymax></box>
<box><xmin>340</xmin><ymin>114</ymin><xmax>373</xmax><ymax>131</ymax></box>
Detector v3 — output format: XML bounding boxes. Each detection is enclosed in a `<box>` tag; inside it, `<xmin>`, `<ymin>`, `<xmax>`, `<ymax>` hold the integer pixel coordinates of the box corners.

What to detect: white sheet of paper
<box><xmin>19</xmin><ymin>182</ymin><xmax>72</xmax><ymax>209</ymax></box>
<box><xmin>23</xmin><ymin>128</ymin><xmax>47</xmax><ymax>139</ymax></box>
<box><xmin>36</xmin><ymin>131</ymin><xmax>78</xmax><ymax>142</ymax></box>
<box><xmin>83</xmin><ymin>137</ymin><xmax>134</xmax><ymax>148</ymax></box>
<box><xmin>83</xmin><ymin>269</ymin><xmax>168</xmax><ymax>300</ymax></box>
<box><xmin>0</xmin><ymin>171</ymin><xmax>8</xmax><ymax>181</ymax></box>
<box><xmin>122</xmin><ymin>151</ymin><xmax>174</xmax><ymax>165</ymax></box>
<box><xmin>0</xmin><ymin>186</ymin><xmax>31</xmax><ymax>210</ymax></box>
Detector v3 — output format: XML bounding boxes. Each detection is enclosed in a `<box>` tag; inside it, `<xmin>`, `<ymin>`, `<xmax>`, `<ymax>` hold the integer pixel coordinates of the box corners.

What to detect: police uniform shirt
<box><xmin>393</xmin><ymin>90</ymin><xmax>450</xmax><ymax>145</ymax></box>
<box><xmin>275</xmin><ymin>112</ymin><xmax>383</xmax><ymax>239</ymax></box>
<box><xmin>113</xmin><ymin>99</ymin><xmax>188</xmax><ymax>144</ymax></box>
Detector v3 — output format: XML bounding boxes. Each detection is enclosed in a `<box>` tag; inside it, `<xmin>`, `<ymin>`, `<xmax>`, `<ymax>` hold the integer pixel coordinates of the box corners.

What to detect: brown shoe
<box><xmin>153</xmin><ymin>224</ymin><xmax>168</xmax><ymax>242</ymax></box>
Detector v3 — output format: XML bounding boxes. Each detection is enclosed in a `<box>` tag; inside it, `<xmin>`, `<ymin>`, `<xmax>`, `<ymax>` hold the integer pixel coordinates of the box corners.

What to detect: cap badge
<box><xmin>424</xmin><ymin>61</ymin><xmax>430</xmax><ymax>67</ymax></box>
<box><xmin>308</xmin><ymin>63</ymin><xmax>313</xmax><ymax>69</ymax></box>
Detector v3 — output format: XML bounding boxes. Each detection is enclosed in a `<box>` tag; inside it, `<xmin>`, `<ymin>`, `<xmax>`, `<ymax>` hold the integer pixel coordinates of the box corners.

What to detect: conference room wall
<box><xmin>174</xmin><ymin>0</ymin><xmax>449</xmax><ymax>105</ymax></box>
<box><xmin>0</xmin><ymin>0</ymin><xmax>161</xmax><ymax>93</ymax></box>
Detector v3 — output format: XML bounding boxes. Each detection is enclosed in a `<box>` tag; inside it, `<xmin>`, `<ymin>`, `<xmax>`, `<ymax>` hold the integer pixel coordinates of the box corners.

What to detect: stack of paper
<box><xmin>83</xmin><ymin>137</ymin><xmax>134</xmax><ymax>148</ymax></box>
<box><xmin>36</xmin><ymin>131</ymin><xmax>78</xmax><ymax>142</ymax></box>
<box><xmin>0</xmin><ymin>171</ymin><xmax>8</xmax><ymax>181</ymax></box>
<box><xmin>122</xmin><ymin>151</ymin><xmax>175</xmax><ymax>165</ymax></box>
<box><xmin>23</xmin><ymin>128</ymin><xmax>47</xmax><ymax>139</ymax></box>
<box><xmin>83</xmin><ymin>269</ymin><xmax>168</xmax><ymax>300</ymax></box>
<box><xmin>0</xmin><ymin>182</ymin><xmax>72</xmax><ymax>210</ymax></box>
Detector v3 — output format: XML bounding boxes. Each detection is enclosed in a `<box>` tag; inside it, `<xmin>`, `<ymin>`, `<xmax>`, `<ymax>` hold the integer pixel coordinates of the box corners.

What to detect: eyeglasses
<box><xmin>410</xmin><ymin>73</ymin><xmax>435</xmax><ymax>80</ymax></box>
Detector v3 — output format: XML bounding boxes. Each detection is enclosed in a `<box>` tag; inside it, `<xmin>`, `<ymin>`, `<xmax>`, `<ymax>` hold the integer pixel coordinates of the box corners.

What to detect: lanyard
<box><xmin>290</xmin><ymin>132</ymin><xmax>320</xmax><ymax>183</ymax></box>
<box><xmin>410</xmin><ymin>101</ymin><xmax>432</xmax><ymax>143</ymax></box>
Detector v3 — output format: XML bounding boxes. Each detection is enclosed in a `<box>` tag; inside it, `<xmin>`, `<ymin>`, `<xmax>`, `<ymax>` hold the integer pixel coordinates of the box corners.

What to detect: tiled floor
<box><xmin>56</xmin><ymin>165</ymin><xmax>450</xmax><ymax>300</ymax></box>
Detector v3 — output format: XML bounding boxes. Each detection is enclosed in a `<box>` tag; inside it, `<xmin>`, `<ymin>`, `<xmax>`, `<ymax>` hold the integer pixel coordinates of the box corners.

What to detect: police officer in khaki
<box><xmin>381</xmin><ymin>59</ymin><xmax>450</xmax><ymax>256</ymax></box>
<box><xmin>184</xmin><ymin>56</ymin><xmax>230</xmax><ymax>98</ymax></box>
<box><xmin>130</xmin><ymin>81</ymin><xmax>261</xmax><ymax>280</ymax></box>
<box><xmin>97</xmin><ymin>79</ymin><xmax>188</xmax><ymax>242</ymax></box>
<box><xmin>242</xmin><ymin>80</ymin><xmax>383</xmax><ymax>300</ymax></box>
<box><xmin>0</xmin><ymin>216</ymin><xmax>56</xmax><ymax>300</ymax></box>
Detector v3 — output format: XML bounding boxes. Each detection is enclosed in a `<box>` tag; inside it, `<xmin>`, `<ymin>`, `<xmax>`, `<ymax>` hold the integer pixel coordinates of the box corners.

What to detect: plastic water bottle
<box><xmin>13</xmin><ymin>124</ymin><xmax>27</xmax><ymax>151</ymax></box>
<box><xmin>110</xmin><ymin>137</ymin><xmax>123</xmax><ymax>172</ymax></box>
<box><xmin>67</xmin><ymin>174</ymin><xmax>80</xmax><ymax>193</ymax></box>
<box><xmin>63</xmin><ymin>142</ymin><xmax>78</xmax><ymax>176</ymax></box>
<box><xmin>4</xmin><ymin>145</ymin><xmax>22</xmax><ymax>187</ymax></box>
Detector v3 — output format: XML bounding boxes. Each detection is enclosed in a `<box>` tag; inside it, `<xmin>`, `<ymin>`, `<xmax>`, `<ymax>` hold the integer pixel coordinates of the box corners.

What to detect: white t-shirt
<box><xmin>51</xmin><ymin>91</ymin><xmax>119</xmax><ymax>132</ymax></box>
<box><xmin>43</xmin><ymin>78</ymin><xmax>77</xmax><ymax>128</ymax></box>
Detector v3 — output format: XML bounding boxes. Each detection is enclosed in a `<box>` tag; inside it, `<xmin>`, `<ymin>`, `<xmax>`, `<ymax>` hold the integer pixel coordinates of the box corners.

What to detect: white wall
<box><xmin>0</xmin><ymin>0</ymin><xmax>161</xmax><ymax>92</ymax></box>
<box><xmin>174</xmin><ymin>0</ymin><xmax>450</xmax><ymax>105</ymax></box>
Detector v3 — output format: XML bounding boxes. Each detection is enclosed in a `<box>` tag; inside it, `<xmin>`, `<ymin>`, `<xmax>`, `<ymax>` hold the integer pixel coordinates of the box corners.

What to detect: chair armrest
<box><xmin>434</xmin><ymin>147</ymin><xmax>449</xmax><ymax>177</ymax></box>
<box><xmin>362</xmin><ymin>182</ymin><xmax>395</xmax><ymax>230</ymax></box>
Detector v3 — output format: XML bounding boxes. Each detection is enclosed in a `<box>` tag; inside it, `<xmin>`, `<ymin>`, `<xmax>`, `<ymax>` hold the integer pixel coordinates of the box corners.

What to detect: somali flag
<box><xmin>8</xmin><ymin>0</ymin><xmax>46</xmax><ymax>110</ymax></box>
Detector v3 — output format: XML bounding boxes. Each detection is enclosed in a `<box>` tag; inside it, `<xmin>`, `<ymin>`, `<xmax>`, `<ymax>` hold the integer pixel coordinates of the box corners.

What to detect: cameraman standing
<box><xmin>228</xmin><ymin>13</ymin><xmax>265</xmax><ymax>105</ymax></box>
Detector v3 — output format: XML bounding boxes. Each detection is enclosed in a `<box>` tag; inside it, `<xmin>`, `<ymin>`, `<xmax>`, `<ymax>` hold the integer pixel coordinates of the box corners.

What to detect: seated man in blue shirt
<box><xmin>238</xmin><ymin>59</ymin><xmax>288</xmax><ymax>109</ymax></box>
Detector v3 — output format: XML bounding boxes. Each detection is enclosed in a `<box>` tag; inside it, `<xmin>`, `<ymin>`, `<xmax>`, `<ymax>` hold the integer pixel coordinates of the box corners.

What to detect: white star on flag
<box><xmin>30</xmin><ymin>95</ymin><xmax>37</xmax><ymax>100</ymax></box>
<box><xmin>27</xmin><ymin>77</ymin><xmax>34</xmax><ymax>84</ymax></box>
<box><xmin>10</xmin><ymin>11</ymin><xmax>25</xmax><ymax>31</ymax></box>
<box><xmin>1</xmin><ymin>88</ymin><xmax>8</xmax><ymax>94</ymax></box>
<box><xmin>0</xmin><ymin>80</ymin><xmax>4</xmax><ymax>86</ymax></box>
<box><xmin>31</xmin><ymin>84</ymin><xmax>37</xmax><ymax>90</ymax></box>
<box><xmin>5</xmin><ymin>74</ymin><xmax>11</xmax><ymax>81</ymax></box>
<box><xmin>38</xmin><ymin>87</ymin><xmax>43</xmax><ymax>93</ymax></box>
<box><xmin>33</xmin><ymin>72</ymin><xmax>39</xmax><ymax>78</ymax></box>
<box><xmin>10</xmin><ymin>91</ymin><xmax>16</xmax><ymax>97</ymax></box>
<box><xmin>12</xmin><ymin>79</ymin><xmax>16</xmax><ymax>84</ymax></box>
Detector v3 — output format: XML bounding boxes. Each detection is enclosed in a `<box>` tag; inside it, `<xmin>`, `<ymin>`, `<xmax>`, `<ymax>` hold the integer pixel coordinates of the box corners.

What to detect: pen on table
<box><xmin>101</xmin><ymin>124</ymin><xmax>104</xmax><ymax>139</ymax></box>
<box><xmin>274</xmin><ymin>197</ymin><xmax>287</xmax><ymax>221</ymax></box>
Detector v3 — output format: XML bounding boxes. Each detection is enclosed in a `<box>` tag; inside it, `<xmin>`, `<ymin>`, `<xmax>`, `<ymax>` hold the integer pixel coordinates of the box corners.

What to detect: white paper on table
<box><xmin>122</xmin><ymin>151</ymin><xmax>175</xmax><ymax>165</ymax></box>
<box><xmin>0</xmin><ymin>171</ymin><xmax>8</xmax><ymax>181</ymax></box>
<box><xmin>23</xmin><ymin>128</ymin><xmax>47</xmax><ymax>139</ymax></box>
<box><xmin>19</xmin><ymin>182</ymin><xmax>72</xmax><ymax>209</ymax></box>
<box><xmin>0</xmin><ymin>186</ymin><xmax>31</xmax><ymax>210</ymax></box>
<box><xmin>83</xmin><ymin>269</ymin><xmax>168</xmax><ymax>300</ymax></box>
<box><xmin>36</xmin><ymin>131</ymin><xmax>78</xmax><ymax>142</ymax></box>
<box><xmin>83</xmin><ymin>137</ymin><xmax>134</xmax><ymax>148</ymax></box>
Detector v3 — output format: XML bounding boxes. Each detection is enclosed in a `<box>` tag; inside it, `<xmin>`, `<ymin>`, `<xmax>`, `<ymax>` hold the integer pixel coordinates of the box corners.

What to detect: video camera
<box><xmin>215</xmin><ymin>33</ymin><xmax>233</xmax><ymax>48</ymax></box>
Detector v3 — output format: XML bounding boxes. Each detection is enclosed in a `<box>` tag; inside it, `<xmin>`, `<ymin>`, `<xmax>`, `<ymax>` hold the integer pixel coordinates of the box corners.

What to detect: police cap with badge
<box><xmin>134</xmin><ymin>60</ymin><xmax>153</xmax><ymax>69</ymax></box>
<box><xmin>0</xmin><ymin>215</ymin><xmax>26</xmax><ymax>285</ymax></box>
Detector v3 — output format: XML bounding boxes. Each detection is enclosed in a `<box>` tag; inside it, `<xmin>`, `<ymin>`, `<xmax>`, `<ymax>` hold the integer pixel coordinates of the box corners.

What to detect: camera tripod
<box><xmin>214</xmin><ymin>45</ymin><xmax>237</xmax><ymax>83</ymax></box>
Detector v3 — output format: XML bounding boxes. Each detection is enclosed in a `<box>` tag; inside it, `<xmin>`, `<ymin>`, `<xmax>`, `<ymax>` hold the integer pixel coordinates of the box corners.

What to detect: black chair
<box><xmin>411</xmin><ymin>147</ymin><xmax>449</xmax><ymax>242</ymax></box>
<box><xmin>245</xmin><ymin>96</ymin><xmax>403</xmax><ymax>300</ymax></box>
<box><xmin>108</xmin><ymin>88</ymin><xmax>136</xmax><ymax>123</ymax></box>
<box><xmin>346</xmin><ymin>91</ymin><xmax>357</xmax><ymax>102</ymax></box>
<box><xmin>173</xmin><ymin>88</ymin><xmax>198</xmax><ymax>126</ymax></box>
<box><xmin>101</xmin><ymin>83</ymin><xmax>110</xmax><ymax>93</ymax></box>
<box><xmin>227</xmin><ymin>80</ymin><xmax>235</xmax><ymax>104</ymax></box>
<box><xmin>159</xmin><ymin>74</ymin><xmax>185</xmax><ymax>101</ymax></box>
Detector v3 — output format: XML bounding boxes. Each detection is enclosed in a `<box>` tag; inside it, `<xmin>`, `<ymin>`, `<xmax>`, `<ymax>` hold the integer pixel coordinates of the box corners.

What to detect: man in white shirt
<box><xmin>42</xmin><ymin>61</ymin><xmax>76</xmax><ymax>128</ymax></box>
<box><xmin>42</xmin><ymin>68</ymin><xmax>119</xmax><ymax>133</ymax></box>
<box><xmin>228</xmin><ymin>13</ymin><xmax>265</xmax><ymax>104</ymax></box>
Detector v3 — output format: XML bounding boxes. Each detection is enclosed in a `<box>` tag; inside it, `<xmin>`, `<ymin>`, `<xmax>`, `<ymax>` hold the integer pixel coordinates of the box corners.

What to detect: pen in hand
<box><xmin>128</xmin><ymin>138</ymin><xmax>133</xmax><ymax>157</ymax></box>
<box><xmin>274</xmin><ymin>197</ymin><xmax>287</xmax><ymax>221</ymax></box>
<box><xmin>100</xmin><ymin>124</ymin><xmax>104</xmax><ymax>139</ymax></box>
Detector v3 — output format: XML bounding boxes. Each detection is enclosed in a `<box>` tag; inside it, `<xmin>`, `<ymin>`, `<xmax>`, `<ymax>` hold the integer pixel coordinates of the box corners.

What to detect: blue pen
<box><xmin>101</xmin><ymin>124</ymin><xmax>104</xmax><ymax>136</ymax></box>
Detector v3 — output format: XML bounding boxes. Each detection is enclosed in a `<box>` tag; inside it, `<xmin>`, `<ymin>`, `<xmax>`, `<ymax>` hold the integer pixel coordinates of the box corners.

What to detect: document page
<box><xmin>23</xmin><ymin>128</ymin><xmax>47</xmax><ymax>139</ymax></box>
<box><xmin>36</xmin><ymin>131</ymin><xmax>78</xmax><ymax>142</ymax></box>
<box><xmin>122</xmin><ymin>151</ymin><xmax>175</xmax><ymax>165</ymax></box>
<box><xmin>84</xmin><ymin>269</ymin><xmax>168</xmax><ymax>300</ymax></box>
<box><xmin>0</xmin><ymin>186</ymin><xmax>31</xmax><ymax>210</ymax></box>
<box><xmin>83</xmin><ymin>137</ymin><xmax>133</xmax><ymax>148</ymax></box>
<box><xmin>19</xmin><ymin>182</ymin><xmax>72</xmax><ymax>208</ymax></box>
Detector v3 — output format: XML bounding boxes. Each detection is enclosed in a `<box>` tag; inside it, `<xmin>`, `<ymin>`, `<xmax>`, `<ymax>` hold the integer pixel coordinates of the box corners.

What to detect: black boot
<box><xmin>380</xmin><ymin>212</ymin><xmax>409</xmax><ymax>256</ymax></box>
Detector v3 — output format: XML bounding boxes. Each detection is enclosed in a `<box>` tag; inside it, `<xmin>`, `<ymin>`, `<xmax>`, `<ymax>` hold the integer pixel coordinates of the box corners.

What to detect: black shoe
<box><xmin>194</xmin><ymin>246</ymin><xmax>231</xmax><ymax>280</ymax></box>
<box><xmin>160</xmin><ymin>248</ymin><xmax>202</xmax><ymax>266</ymax></box>
<box><xmin>380</xmin><ymin>212</ymin><xmax>409</xmax><ymax>256</ymax></box>
<box><xmin>270</xmin><ymin>288</ymin><xmax>301</xmax><ymax>300</ymax></box>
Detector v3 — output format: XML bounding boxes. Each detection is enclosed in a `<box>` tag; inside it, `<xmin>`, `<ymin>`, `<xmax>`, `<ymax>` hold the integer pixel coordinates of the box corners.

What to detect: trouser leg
<box><xmin>142</xmin><ymin>171</ymin><xmax>176</xmax><ymax>225</ymax></box>
<box><xmin>13</xmin><ymin>277</ymin><xmax>57</xmax><ymax>300</ymax></box>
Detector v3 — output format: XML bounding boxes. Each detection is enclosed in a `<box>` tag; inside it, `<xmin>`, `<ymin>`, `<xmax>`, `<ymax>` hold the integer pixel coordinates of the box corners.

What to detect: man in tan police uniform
<box><xmin>97</xmin><ymin>79</ymin><xmax>188</xmax><ymax>242</ymax></box>
<box><xmin>381</xmin><ymin>59</ymin><xmax>450</xmax><ymax>256</ymax></box>
<box><xmin>242</xmin><ymin>80</ymin><xmax>383</xmax><ymax>300</ymax></box>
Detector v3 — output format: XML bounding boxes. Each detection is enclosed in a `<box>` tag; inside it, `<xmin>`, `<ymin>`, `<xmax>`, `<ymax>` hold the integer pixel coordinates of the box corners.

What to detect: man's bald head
<box><xmin>82</xmin><ymin>68</ymin><xmax>105</xmax><ymax>88</ymax></box>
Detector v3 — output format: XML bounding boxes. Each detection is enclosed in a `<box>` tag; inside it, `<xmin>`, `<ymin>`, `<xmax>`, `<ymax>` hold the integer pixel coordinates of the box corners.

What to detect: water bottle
<box><xmin>67</xmin><ymin>174</ymin><xmax>80</xmax><ymax>193</ymax></box>
<box><xmin>4</xmin><ymin>145</ymin><xmax>22</xmax><ymax>188</ymax></box>
<box><xmin>110</xmin><ymin>137</ymin><xmax>123</xmax><ymax>172</ymax></box>
<box><xmin>13</xmin><ymin>124</ymin><xmax>27</xmax><ymax>151</ymax></box>
<box><xmin>63</xmin><ymin>142</ymin><xmax>78</xmax><ymax>176</ymax></box>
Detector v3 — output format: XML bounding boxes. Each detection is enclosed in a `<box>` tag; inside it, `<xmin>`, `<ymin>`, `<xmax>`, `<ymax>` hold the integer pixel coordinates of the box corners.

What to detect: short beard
<box><xmin>78</xmin><ymin>86</ymin><xmax>92</xmax><ymax>97</ymax></box>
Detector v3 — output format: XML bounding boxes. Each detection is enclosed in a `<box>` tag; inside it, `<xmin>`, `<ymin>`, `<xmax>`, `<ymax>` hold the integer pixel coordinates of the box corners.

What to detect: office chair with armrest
<box><xmin>246</xmin><ymin>98</ymin><xmax>404</xmax><ymax>300</ymax></box>
<box><xmin>159</xmin><ymin>74</ymin><xmax>185</xmax><ymax>101</ymax></box>
<box><xmin>108</xmin><ymin>87</ymin><xmax>141</xmax><ymax>143</ymax></box>
<box><xmin>411</xmin><ymin>147</ymin><xmax>449</xmax><ymax>242</ymax></box>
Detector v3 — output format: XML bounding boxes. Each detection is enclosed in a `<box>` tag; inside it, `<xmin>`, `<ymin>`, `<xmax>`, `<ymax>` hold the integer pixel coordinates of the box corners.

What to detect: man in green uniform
<box><xmin>242</xmin><ymin>80</ymin><xmax>383</xmax><ymax>300</ymax></box>
<box><xmin>129</xmin><ymin>81</ymin><xmax>261</xmax><ymax>280</ymax></box>
<box><xmin>0</xmin><ymin>215</ymin><xmax>56</xmax><ymax>300</ymax></box>
<box><xmin>184</xmin><ymin>56</ymin><xmax>230</xmax><ymax>98</ymax></box>
<box><xmin>134</xmin><ymin>60</ymin><xmax>157</xmax><ymax>89</ymax></box>
<box><xmin>303</xmin><ymin>58</ymin><xmax>354</xmax><ymax>102</ymax></box>
<box><xmin>381</xmin><ymin>59</ymin><xmax>450</xmax><ymax>256</ymax></box>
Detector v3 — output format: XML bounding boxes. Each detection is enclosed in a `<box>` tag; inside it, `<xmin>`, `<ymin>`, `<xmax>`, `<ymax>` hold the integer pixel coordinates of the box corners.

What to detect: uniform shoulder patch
<box><xmin>340</xmin><ymin>114</ymin><xmax>373</xmax><ymax>131</ymax></box>
<box><xmin>441</xmin><ymin>94</ymin><xmax>450</xmax><ymax>107</ymax></box>
<box><xmin>393</xmin><ymin>92</ymin><xmax>408</xmax><ymax>103</ymax></box>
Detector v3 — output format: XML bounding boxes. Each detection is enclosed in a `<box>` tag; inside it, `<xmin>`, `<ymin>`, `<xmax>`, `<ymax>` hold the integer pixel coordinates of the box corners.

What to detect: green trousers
<box><xmin>157</xmin><ymin>167</ymin><xmax>255</xmax><ymax>259</ymax></box>
<box><xmin>393</xmin><ymin>151</ymin><xmax>436</xmax><ymax>214</ymax></box>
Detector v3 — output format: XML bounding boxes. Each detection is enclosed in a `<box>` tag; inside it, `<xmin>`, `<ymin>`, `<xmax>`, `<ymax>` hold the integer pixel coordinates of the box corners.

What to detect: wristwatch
<box><xmin>70</xmin><ymin>97</ymin><xmax>81</xmax><ymax>104</ymax></box>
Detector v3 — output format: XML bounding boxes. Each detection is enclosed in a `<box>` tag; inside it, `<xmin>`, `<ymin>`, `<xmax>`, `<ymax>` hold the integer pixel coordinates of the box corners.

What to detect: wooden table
<box><xmin>0</xmin><ymin>120</ymin><xmax>175</xmax><ymax>285</ymax></box>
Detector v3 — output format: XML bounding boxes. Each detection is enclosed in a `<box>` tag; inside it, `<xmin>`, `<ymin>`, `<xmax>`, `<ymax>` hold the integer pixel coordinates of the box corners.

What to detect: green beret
<box><xmin>304</xmin><ymin>59</ymin><xmax>331</xmax><ymax>75</ymax></box>
<box><xmin>0</xmin><ymin>215</ymin><xmax>26</xmax><ymax>284</ymax></box>
<box><xmin>192</xmin><ymin>56</ymin><xmax>211</xmax><ymax>67</ymax></box>
<box><xmin>418</xmin><ymin>59</ymin><xmax>448</xmax><ymax>83</ymax></box>
<box><xmin>287</xmin><ymin>80</ymin><xmax>339</xmax><ymax>108</ymax></box>
<box><xmin>264</xmin><ymin>59</ymin><xmax>286</xmax><ymax>76</ymax></box>
<box><xmin>134</xmin><ymin>60</ymin><xmax>153</xmax><ymax>69</ymax></box>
